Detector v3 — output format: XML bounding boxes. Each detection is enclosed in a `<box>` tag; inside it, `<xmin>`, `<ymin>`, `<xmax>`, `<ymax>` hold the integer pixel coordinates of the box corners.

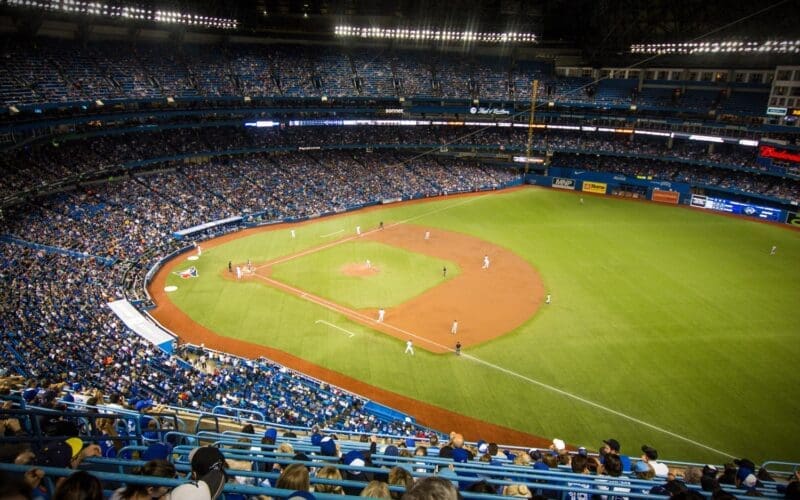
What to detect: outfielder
<box><xmin>545</xmin><ymin>294</ymin><xmax>551</xmax><ymax>304</ymax></box>
<box><xmin>291</xmin><ymin>229</ymin><xmax>296</xmax><ymax>239</ymax></box>
<box><xmin>770</xmin><ymin>245</ymin><xmax>777</xmax><ymax>255</ymax></box>
<box><xmin>405</xmin><ymin>339</ymin><xmax>414</xmax><ymax>355</ymax></box>
<box><xmin>356</xmin><ymin>225</ymin><xmax>361</xmax><ymax>236</ymax></box>
<box><xmin>377</xmin><ymin>308</ymin><xmax>385</xmax><ymax>322</ymax></box>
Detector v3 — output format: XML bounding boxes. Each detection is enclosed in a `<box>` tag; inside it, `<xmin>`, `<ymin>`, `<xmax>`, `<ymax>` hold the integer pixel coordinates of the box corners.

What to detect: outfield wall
<box><xmin>527</xmin><ymin>171</ymin><xmax>795</xmax><ymax>226</ymax></box>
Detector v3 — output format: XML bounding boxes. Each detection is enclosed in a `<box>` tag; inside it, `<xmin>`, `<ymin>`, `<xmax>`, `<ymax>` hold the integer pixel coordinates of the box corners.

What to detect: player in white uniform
<box><xmin>451</xmin><ymin>320</ymin><xmax>458</xmax><ymax>334</ymax></box>
<box><xmin>545</xmin><ymin>294</ymin><xmax>551</xmax><ymax>304</ymax></box>
<box><xmin>366</xmin><ymin>259</ymin><xmax>371</xmax><ymax>269</ymax></box>
<box><xmin>356</xmin><ymin>226</ymin><xmax>361</xmax><ymax>236</ymax></box>
<box><xmin>482</xmin><ymin>255</ymin><xmax>490</xmax><ymax>269</ymax></box>
<box><xmin>236</xmin><ymin>266</ymin><xmax>242</xmax><ymax>280</ymax></box>
<box><xmin>196</xmin><ymin>244</ymin><xmax>202</xmax><ymax>256</ymax></box>
<box><xmin>291</xmin><ymin>229</ymin><xmax>296</xmax><ymax>239</ymax></box>
<box><xmin>377</xmin><ymin>308</ymin><xmax>385</xmax><ymax>322</ymax></box>
<box><xmin>424</xmin><ymin>231</ymin><xmax>430</xmax><ymax>241</ymax></box>
<box><xmin>405</xmin><ymin>340</ymin><xmax>414</xmax><ymax>355</ymax></box>
<box><xmin>770</xmin><ymin>245</ymin><xmax>777</xmax><ymax>255</ymax></box>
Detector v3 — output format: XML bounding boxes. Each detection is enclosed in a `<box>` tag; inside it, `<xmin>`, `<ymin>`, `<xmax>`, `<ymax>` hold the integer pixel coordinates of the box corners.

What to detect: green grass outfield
<box><xmin>270</xmin><ymin>240</ymin><xmax>460</xmax><ymax>309</ymax></box>
<box><xmin>165</xmin><ymin>188</ymin><xmax>800</xmax><ymax>463</ymax></box>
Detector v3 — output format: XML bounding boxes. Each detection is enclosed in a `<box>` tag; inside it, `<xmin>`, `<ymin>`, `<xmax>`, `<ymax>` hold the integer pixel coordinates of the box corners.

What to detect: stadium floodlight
<box><xmin>630</xmin><ymin>40</ymin><xmax>800</xmax><ymax>54</ymax></box>
<box><xmin>333</xmin><ymin>24</ymin><xmax>536</xmax><ymax>44</ymax></box>
<box><xmin>1</xmin><ymin>0</ymin><xmax>239</xmax><ymax>29</ymax></box>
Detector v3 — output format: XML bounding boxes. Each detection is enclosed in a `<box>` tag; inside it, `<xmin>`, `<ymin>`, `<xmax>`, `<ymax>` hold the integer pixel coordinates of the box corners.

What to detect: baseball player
<box><xmin>424</xmin><ymin>231</ymin><xmax>430</xmax><ymax>241</ymax></box>
<box><xmin>356</xmin><ymin>225</ymin><xmax>361</xmax><ymax>236</ymax></box>
<box><xmin>291</xmin><ymin>229</ymin><xmax>296</xmax><ymax>239</ymax></box>
<box><xmin>770</xmin><ymin>245</ymin><xmax>777</xmax><ymax>255</ymax></box>
<box><xmin>196</xmin><ymin>244</ymin><xmax>202</xmax><ymax>256</ymax></box>
<box><xmin>451</xmin><ymin>320</ymin><xmax>458</xmax><ymax>335</ymax></box>
<box><xmin>443</xmin><ymin>266</ymin><xmax>447</xmax><ymax>278</ymax></box>
<box><xmin>482</xmin><ymin>255</ymin><xmax>490</xmax><ymax>269</ymax></box>
<box><xmin>379</xmin><ymin>221</ymin><xmax>384</xmax><ymax>230</ymax></box>
<box><xmin>455</xmin><ymin>341</ymin><xmax>461</xmax><ymax>356</ymax></box>
<box><xmin>366</xmin><ymin>259</ymin><xmax>372</xmax><ymax>269</ymax></box>
<box><xmin>405</xmin><ymin>339</ymin><xmax>414</xmax><ymax>355</ymax></box>
<box><xmin>377</xmin><ymin>308</ymin><xmax>385</xmax><ymax>322</ymax></box>
<box><xmin>228</xmin><ymin>261</ymin><xmax>232</xmax><ymax>273</ymax></box>
<box><xmin>236</xmin><ymin>266</ymin><xmax>242</xmax><ymax>280</ymax></box>
<box><xmin>545</xmin><ymin>294</ymin><xmax>551</xmax><ymax>304</ymax></box>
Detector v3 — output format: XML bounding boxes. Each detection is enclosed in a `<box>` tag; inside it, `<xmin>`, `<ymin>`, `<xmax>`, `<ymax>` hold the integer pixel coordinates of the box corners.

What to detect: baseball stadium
<box><xmin>0</xmin><ymin>1</ymin><xmax>799</xmax><ymax>499</ymax></box>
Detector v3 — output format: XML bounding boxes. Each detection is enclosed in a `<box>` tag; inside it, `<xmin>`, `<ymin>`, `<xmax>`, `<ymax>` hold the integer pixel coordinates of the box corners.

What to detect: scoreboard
<box><xmin>690</xmin><ymin>195</ymin><xmax>785</xmax><ymax>222</ymax></box>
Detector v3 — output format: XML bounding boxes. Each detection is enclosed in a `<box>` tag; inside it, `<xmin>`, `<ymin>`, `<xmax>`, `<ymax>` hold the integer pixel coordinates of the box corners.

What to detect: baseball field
<box><xmin>150</xmin><ymin>187</ymin><xmax>800</xmax><ymax>464</ymax></box>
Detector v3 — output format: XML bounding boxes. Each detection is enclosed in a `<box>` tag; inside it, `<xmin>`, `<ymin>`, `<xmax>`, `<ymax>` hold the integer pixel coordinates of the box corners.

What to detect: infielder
<box><xmin>424</xmin><ymin>231</ymin><xmax>430</xmax><ymax>241</ymax></box>
<box><xmin>366</xmin><ymin>259</ymin><xmax>371</xmax><ymax>269</ymax></box>
<box><xmin>482</xmin><ymin>255</ymin><xmax>490</xmax><ymax>269</ymax></box>
<box><xmin>443</xmin><ymin>266</ymin><xmax>447</xmax><ymax>278</ymax></box>
<box><xmin>405</xmin><ymin>339</ymin><xmax>414</xmax><ymax>355</ymax></box>
<box><xmin>451</xmin><ymin>320</ymin><xmax>458</xmax><ymax>335</ymax></box>
<box><xmin>236</xmin><ymin>266</ymin><xmax>242</xmax><ymax>280</ymax></box>
<box><xmin>377</xmin><ymin>308</ymin><xmax>385</xmax><ymax>322</ymax></box>
<box><xmin>455</xmin><ymin>341</ymin><xmax>461</xmax><ymax>356</ymax></box>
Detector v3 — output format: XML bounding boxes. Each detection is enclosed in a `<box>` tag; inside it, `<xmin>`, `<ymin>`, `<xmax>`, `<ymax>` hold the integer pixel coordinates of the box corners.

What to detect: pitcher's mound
<box><xmin>341</xmin><ymin>263</ymin><xmax>380</xmax><ymax>276</ymax></box>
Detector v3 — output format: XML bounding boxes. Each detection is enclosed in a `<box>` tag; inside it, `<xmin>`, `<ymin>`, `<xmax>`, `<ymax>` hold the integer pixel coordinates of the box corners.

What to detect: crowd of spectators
<box><xmin>1</xmin><ymin>391</ymin><xmax>796</xmax><ymax>500</ymax></box>
<box><xmin>3</xmin><ymin>126</ymin><xmax>796</xmax><ymax>204</ymax></box>
<box><xmin>0</xmin><ymin>37</ymin><xmax>771</xmax><ymax>112</ymax></box>
<box><xmin>0</xmin><ymin>245</ymin><xmax>425</xmax><ymax>436</ymax></box>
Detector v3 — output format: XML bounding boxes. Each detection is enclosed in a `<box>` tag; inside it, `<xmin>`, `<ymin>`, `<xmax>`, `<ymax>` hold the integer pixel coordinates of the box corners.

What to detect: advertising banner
<box><xmin>582</xmin><ymin>181</ymin><xmax>607</xmax><ymax>194</ymax></box>
<box><xmin>552</xmin><ymin>177</ymin><xmax>576</xmax><ymax>190</ymax></box>
<box><xmin>786</xmin><ymin>212</ymin><xmax>800</xmax><ymax>227</ymax></box>
<box><xmin>690</xmin><ymin>194</ymin><xmax>784</xmax><ymax>222</ymax></box>
<box><xmin>651</xmin><ymin>189</ymin><xmax>680</xmax><ymax>204</ymax></box>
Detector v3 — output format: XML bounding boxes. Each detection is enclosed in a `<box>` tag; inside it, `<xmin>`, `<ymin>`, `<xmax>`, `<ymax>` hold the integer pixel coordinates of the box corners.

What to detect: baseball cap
<box><xmin>343</xmin><ymin>450</ymin><xmax>366</xmax><ymax>474</ymax></box>
<box><xmin>190</xmin><ymin>446</ymin><xmax>226</xmax><ymax>476</ymax></box>
<box><xmin>319</xmin><ymin>436</ymin><xmax>337</xmax><ymax>456</ymax></box>
<box><xmin>135</xmin><ymin>399</ymin><xmax>154</xmax><ymax>412</ymax></box>
<box><xmin>65</xmin><ymin>437</ymin><xmax>83</xmax><ymax>459</ymax></box>
<box><xmin>603</xmin><ymin>439</ymin><xmax>621</xmax><ymax>452</ymax></box>
<box><xmin>577</xmin><ymin>447</ymin><xmax>588</xmax><ymax>457</ymax></box>
<box><xmin>641</xmin><ymin>445</ymin><xmax>658</xmax><ymax>460</ymax></box>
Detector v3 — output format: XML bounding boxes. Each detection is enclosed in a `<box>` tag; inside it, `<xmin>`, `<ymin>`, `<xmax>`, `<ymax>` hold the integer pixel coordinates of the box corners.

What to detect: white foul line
<box><xmin>256</xmin><ymin>195</ymin><xmax>486</xmax><ymax>271</ymax></box>
<box><xmin>320</xmin><ymin>229</ymin><xmax>344</xmax><ymax>238</ymax></box>
<box><xmin>251</xmin><ymin>193</ymin><xmax>739</xmax><ymax>458</ymax></box>
<box><xmin>315</xmin><ymin>319</ymin><xmax>355</xmax><ymax>338</ymax></box>
<box><xmin>253</xmin><ymin>272</ymin><xmax>737</xmax><ymax>459</ymax></box>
